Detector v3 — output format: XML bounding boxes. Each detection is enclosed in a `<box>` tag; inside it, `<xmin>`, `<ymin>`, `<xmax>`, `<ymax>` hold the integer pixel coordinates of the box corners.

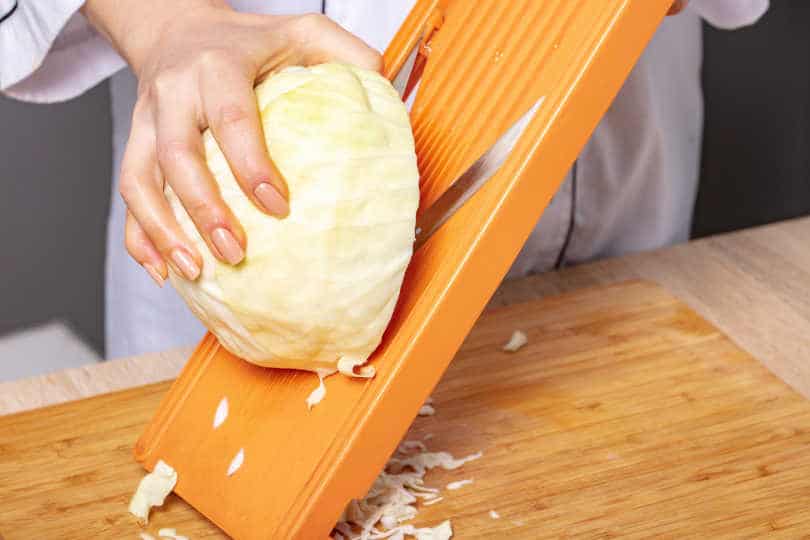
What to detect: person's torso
<box><xmin>230</xmin><ymin>0</ymin><xmax>413</xmax><ymax>52</ymax></box>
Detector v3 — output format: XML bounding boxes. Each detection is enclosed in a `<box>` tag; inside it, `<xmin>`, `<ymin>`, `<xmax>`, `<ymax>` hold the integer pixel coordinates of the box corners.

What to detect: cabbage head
<box><xmin>166</xmin><ymin>63</ymin><xmax>419</xmax><ymax>376</ymax></box>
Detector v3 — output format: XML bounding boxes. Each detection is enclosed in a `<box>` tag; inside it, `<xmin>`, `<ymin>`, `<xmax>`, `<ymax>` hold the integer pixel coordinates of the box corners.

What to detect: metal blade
<box><xmin>392</xmin><ymin>33</ymin><xmax>423</xmax><ymax>98</ymax></box>
<box><xmin>414</xmin><ymin>96</ymin><xmax>545</xmax><ymax>250</ymax></box>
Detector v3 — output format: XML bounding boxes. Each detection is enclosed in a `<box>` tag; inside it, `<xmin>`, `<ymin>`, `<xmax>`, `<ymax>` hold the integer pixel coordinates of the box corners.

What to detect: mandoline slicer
<box><xmin>135</xmin><ymin>1</ymin><xmax>673</xmax><ymax>538</ymax></box>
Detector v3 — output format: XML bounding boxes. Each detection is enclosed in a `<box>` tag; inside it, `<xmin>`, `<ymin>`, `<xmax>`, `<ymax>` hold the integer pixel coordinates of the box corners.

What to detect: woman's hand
<box><xmin>82</xmin><ymin>0</ymin><xmax>382</xmax><ymax>284</ymax></box>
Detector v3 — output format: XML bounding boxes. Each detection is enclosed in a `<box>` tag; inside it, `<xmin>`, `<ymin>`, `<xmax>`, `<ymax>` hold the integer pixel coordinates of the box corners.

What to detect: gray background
<box><xmin>0</xmin><ymin>83</ymin><xmax>111</xmax><ymax>353</ymax></box>
<box><xmin>1</xmin><ymin>2</ymin><xmax>808</xmax><ymax>358</ymax></box>
<box><xmin>694</xmin><ymin>0</ymin><xmax>810</xmax><ymax>237</ymax></box>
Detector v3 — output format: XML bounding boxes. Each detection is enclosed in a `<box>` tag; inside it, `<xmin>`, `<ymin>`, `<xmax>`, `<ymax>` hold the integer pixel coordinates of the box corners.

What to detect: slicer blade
<box><xmin>414</xmin><ymin>96</ymin><xmax>545</xmax><ymax>249</ymax></box>
<box><xmin>392</xmin><ymin>31</ymin><xmax>423</xmax><ymax>99</ymax></box>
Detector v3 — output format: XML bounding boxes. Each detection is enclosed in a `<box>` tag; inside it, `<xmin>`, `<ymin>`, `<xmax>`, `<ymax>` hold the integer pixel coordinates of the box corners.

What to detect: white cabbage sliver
<box><xmin>418</xmin><ymin>404</ymin><xmax>435</xmax><ymax>416</ymax></box>
<box><xmin>388</xmin><ymin>450</ymin><xmax>483</xmax><ymax>475</ymax></box>
<box><xmin>128</xmin><ymin>460</ymin><xmax>178</xmax><ymax>524</ymax></box>
<box><xmin>213</xmin><ymin>396</ymin><xmax>229</xmax><ymax>429</ymax></box>
<box><xmin>306</xmin><ymin>374</ymin><xmax>327</xmax><ymax>409</ymax></box>
<box><xmin>445</xmin><ymin>479</ymin><xmax>473</xmax><ymax>491</ymax></box>
<box><xmin>158</xmin><ymin>528</ymin><xmax>189</xmax><ymax>540</ymax></box>
<box><xmin>306</xmin><ymin>369</ymin><xmax>336</xmax><ymax>409</ymax></box>
<box><xmin>338</xmin><ymin>356</ymin><xmax>376</xmax><ymax>379</ymax></box>
<box><xmin>502</xmin><ymin>330</ymin><xmax>528</xmax><ymax>352</ymax></box>
<box><xmin>398</xmin><ymin>440</ymin><xmax>427</xmax><ymax>452</ymax></box>
<box><xmin>227</xmin><ymin>448</ymin><xmax>245</xmax><ymax>476</ymax></box>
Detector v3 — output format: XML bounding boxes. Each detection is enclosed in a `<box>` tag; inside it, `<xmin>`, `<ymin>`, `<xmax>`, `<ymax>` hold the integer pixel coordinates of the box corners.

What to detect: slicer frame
<box><xmin>135</xmin><ymin>1</ymin><xmax>674</xmax><ymax>538</ymax></box>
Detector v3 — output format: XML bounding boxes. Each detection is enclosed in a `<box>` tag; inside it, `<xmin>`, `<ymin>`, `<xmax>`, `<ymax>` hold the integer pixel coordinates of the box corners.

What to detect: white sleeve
<box><xmin>689</xmin><ymin>0</ymin><xmax>769</xmax><ymax>30</ymax></box>
<box><xmin>0</xmin><ymin>0</ymin><xmax>126</xmax><ymax>103</ymax></box>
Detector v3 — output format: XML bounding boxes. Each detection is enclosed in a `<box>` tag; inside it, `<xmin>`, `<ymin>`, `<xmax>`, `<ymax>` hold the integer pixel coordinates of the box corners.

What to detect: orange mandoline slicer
<box><xmin>135</xmin><ymin>1</ymin><xmax>674</xmax><ymax>538</ymax></box>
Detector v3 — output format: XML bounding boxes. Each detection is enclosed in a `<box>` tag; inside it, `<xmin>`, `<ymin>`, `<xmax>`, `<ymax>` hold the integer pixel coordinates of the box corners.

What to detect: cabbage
<box><xmin>128</xmin><ymin>460</ymin><xmax>177</xmax><ymax>524</ymax></box>
<box><xmin>501</xmin><ymin>330</ymin><xmax>528</xmax><ymax>352</ymax></box>
<box><xmin>167</xmin><ymin>63</ymin><xmax>419</xmax><ymax>373</ymax></box>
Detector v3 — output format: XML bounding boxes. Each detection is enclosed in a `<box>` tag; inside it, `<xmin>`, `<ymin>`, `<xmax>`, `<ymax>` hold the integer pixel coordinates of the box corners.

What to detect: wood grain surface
<box><xmin>3</xmin><ymin>281</ymin><xmax>810</xmax><ymax>539</ymax></box>
<box><xmin>490</xmin><ymin>217</ymin><xmax>810</xmax><ymax>397</ymax></box>
<box><xmin>2</xmin><ymin>217</ymin><xmax>808</xmax><ymax>418</ymax></box>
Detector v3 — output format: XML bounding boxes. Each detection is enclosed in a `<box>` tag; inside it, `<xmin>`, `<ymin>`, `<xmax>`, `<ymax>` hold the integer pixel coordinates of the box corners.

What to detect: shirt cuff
<box><xmin>0</xmin><ymin>1</ymin><xmax>126</xmax><ymax>103</ymax></box>
<box><xmin>689</xmin><ymin>0</ymin><xmax>770</xmax><ymax>30</ymax></box>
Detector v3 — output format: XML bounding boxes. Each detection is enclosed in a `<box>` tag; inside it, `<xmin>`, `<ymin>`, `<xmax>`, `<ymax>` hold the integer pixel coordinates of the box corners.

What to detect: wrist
<box><xmin>82</xmin><ymin>0</ymin><xmax>229</xmax><ymax>76</ymax></box>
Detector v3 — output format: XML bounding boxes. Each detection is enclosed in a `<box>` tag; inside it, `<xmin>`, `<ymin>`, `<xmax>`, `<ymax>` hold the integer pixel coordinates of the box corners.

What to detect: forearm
<box><xmin>81</xmin><ymin>0</ymin><xmax>226</xmax><ymax>75</ymax></box>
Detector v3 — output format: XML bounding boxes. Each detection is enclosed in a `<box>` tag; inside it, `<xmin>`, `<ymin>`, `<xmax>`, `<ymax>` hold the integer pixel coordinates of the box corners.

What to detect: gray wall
<box><xmin>694</xmin><ymin>0</ymin><xmax>810</xmax><ymax>237</ymax></box>
<box><xmin>0</xmin><ymin>82</ymin><xmax>111</xmax><ymax>354</ymax></box>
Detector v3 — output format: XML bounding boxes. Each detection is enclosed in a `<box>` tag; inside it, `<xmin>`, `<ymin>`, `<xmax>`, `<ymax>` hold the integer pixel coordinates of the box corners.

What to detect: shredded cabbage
<box><xmin>128</xmin><ymin>460</ymin><xmax>177</xmax><ymax>524</ymax></box>
<box><xmin>332</xmin><ymin>431</ymin><xmax>482</xmax><ymax>539</ymax></box>
<box><xmin>502</xmin><ymin>330</ymin><xmax>528</xmax><ymax>352</ymax></box>
<box><xmin>213</xmin><ymin>396</ymin><xmax>229</xmax><ymax>429</ymax></box>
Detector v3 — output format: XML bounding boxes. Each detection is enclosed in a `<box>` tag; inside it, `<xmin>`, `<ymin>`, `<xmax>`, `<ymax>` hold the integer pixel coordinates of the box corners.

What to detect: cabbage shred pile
<box><xmin>332</xmin><ymin>438</ymin><xmax>482</xmax><ymax>539</ymax></box>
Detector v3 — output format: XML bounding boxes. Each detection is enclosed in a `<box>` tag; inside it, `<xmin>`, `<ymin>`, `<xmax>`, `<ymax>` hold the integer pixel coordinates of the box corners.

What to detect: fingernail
<box><xmin>254</xmin><ymin>183</ymin><xmax>289</xmax><ymax>217</ymax></box>
<box><xmin>143</xmin><ymin>263</ymin><xmax>165</xmax><ymax>287</ymax></box>
<box><xmin>170</xmin><ymin>248</ymin><xmax>201</xmax><ymax>280</ymax></box>
<box><xmin>211</xmin><ymin>228</ymin><xmax>245</xmax><ymax>265</ymax></box>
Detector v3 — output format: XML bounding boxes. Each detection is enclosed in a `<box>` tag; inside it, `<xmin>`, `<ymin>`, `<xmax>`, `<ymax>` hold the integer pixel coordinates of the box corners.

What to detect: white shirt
<box><xmin>0</xmin><ymin>0</ymin><xmax>769</xmax><ymax>359</ymax></box>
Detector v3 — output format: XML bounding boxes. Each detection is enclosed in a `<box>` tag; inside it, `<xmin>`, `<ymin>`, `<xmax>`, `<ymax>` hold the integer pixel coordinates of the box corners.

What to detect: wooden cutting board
<box><xmin>2</xmin><ymin>280</ymin><xmax>810</xmax><ymax>539</ymax></box>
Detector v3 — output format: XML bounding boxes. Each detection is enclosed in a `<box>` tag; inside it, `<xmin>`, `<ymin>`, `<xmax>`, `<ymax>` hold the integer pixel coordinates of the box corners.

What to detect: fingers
<box><xmin>152</xmin><ymin>79</ymin><xmax>247</xmax><ymax>267</ymax></box>
<box><xmin>119</xmin><ymin>101</ymin><xmax>202</xmax><ymax>281</ymax></box>
<box><xmin>200</xmin><ymin>63</ymin><xmax>289</xmax><ymax>218</ymax></box>
<box><xmin>119</xmin><ymin>10</ymin><xmax>386</xmax><ymax>287</ymax></box>
<box><xmin>125</xmin><ymin>211</ymin><xmax>165</xmax><ymax>287</ymax></box>
<box><xmin>289</xmin><ymin>14</ymin><xmax>384</xmax><ymax>72</ymax></box>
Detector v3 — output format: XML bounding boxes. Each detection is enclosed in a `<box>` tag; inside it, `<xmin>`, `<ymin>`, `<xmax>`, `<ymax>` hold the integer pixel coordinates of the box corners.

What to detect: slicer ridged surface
<box><xmin>412</xmin><ymin>0</ymin><xmax>623</xmax><ymax>210</ymax></box>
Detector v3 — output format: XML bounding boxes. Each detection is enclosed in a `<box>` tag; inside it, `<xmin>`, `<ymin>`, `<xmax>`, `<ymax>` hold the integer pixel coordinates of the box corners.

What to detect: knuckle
<box><xmin>145</xmin><ymin>220</ymin><xmax>176</xmax><ymax>253</ymax></box>
<box><xmin>196</xmin><ymin>49</ymin><xmax>229</xmax><ymax>71</ymax></box>
<box><xmin>292</xmin><ymin>13</ymin><xmax>328</xmax><ymax>35</ymax></box>
<box><xmin>150</xmin><ymin>71</ymin><xmax>182</xmax><ymax>100</ymax></box>
<box><xmin>184</xmin><ymin>197</ymin><xmax>210</xmax><ymax>219</ymax></box>
<box><xmin>150</xmin><ymin>77</ymin><xmax>170</xmax><ymax>100</ymax></box>
<box><xmin>156</xmin><ymin>139</ymin><xmax>193</xmax><ymax>168</ymax></box>
<box><xmin>182</xmin><ymin>196</ymin><xmax>229</xmax><ymax>230</ymax></box>
<box><xmin>213</xmin><ymin>103</ymin><xmax>250</xmax><ymax>130</ymax></box>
